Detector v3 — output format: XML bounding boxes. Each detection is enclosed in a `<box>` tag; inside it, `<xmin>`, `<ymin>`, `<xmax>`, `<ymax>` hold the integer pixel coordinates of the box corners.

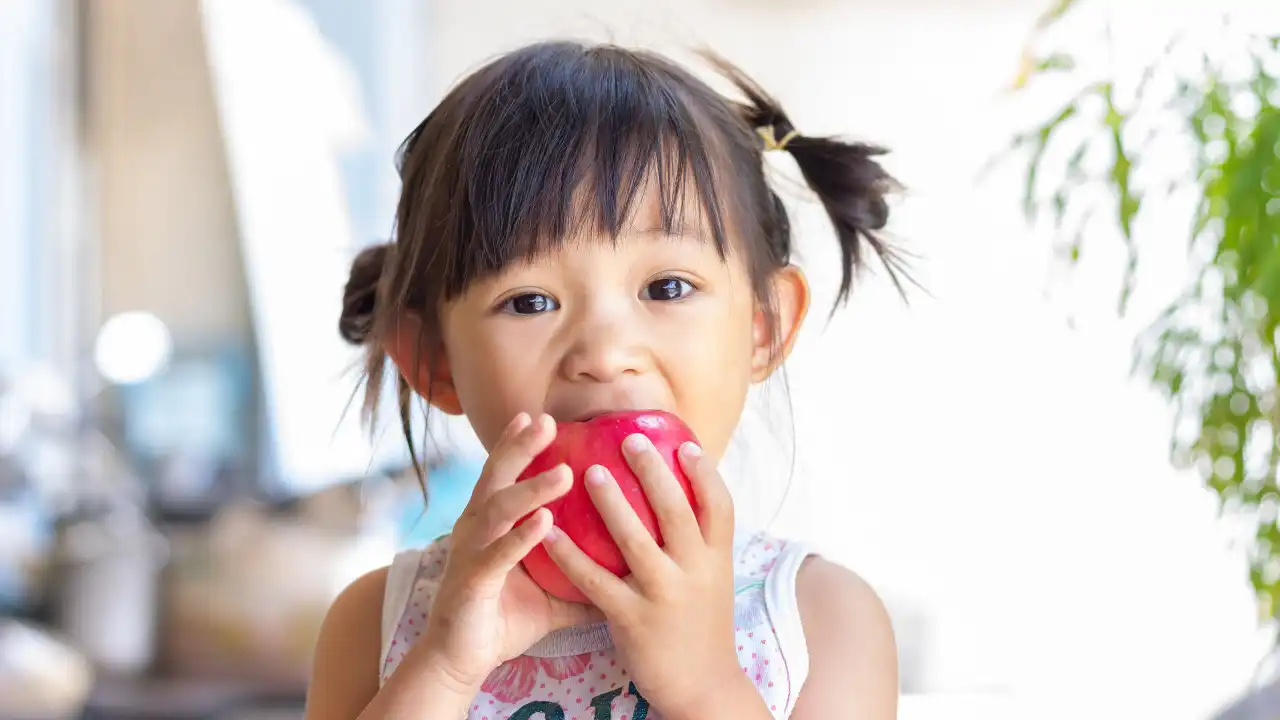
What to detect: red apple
<box><xmin>518</xmin><ymin>410</ymin><xmax>699</xmax><ymax>603</ymax></box>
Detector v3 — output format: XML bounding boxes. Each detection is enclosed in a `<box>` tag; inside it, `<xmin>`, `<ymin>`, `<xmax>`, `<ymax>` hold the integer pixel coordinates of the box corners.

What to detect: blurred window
<box><xmin>0</xmin><ymin>1</ymin><xmax>62</xmax><ymax>371</ymax></box>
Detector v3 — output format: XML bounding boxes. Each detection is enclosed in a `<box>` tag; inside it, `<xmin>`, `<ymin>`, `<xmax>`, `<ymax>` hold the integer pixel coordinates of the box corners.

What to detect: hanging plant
<box><xmin>1003</xmin><ymin>0</ymin><xmax>1280</xmax><ymax>626</ymax></box>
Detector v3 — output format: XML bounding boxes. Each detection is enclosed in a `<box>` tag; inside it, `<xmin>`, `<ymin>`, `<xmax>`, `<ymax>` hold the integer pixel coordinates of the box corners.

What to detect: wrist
<box><xmin>406</xmin><ymin>644</ymin><xmax>487</xmax><ymax>698</ymax></box>
<box><xmin>359</xmin><ymin>646</ymin><xmax>482</xmax><ymax>720</ymax></box>
<box><xmin>662</xmin><ymin>662</ymin><xmax>771</xmax><ymax>720</ymax></box>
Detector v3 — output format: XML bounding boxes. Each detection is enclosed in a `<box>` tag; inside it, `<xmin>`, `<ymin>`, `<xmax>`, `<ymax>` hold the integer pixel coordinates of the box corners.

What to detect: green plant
<box><xmin>1004</xmin><ymin>1</ymin><xmax>1280</xmax><ymax>625</ymax></box>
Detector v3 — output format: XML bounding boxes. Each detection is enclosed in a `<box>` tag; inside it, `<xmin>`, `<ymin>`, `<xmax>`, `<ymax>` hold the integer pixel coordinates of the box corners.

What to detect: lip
<box><xmin>559</xmin><ymin>405</ymin><xmax>663</xmax><ymax>424</ymax></box>
<box><xmin>568</xmin><ymin>408</ymin><xmax>629</xmax><ymax>423</ymax></box>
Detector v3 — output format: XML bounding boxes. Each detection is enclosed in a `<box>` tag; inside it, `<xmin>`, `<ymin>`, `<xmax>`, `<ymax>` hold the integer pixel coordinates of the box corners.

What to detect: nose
<box><xmin>559</xmin><ymin>301</ymin><xmax>648</xmax><ymax>383</ymax></box>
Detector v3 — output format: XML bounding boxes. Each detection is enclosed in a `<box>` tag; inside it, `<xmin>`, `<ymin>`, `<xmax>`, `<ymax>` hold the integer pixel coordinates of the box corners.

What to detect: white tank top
<box><xmin>380</xmin><ymin>531</ymin><xmax>816</xmax><ymax>719</ymax></box>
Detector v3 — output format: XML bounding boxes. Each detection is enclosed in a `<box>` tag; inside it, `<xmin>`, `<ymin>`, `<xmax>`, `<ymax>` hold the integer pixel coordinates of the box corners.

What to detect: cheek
<box><xmin>663</xmin><ymin>296</ymin><xmax>757</xmax><ymax>457</ymax></box>
<box><xmin>679</xmin><ymin>307</ymin><xmax>755</xmax><ymax>383</ymax></box>
<box><xmin>441</xmin><ymin>319</ymin><xmax>549</xmax><ymax>450</ymax></box>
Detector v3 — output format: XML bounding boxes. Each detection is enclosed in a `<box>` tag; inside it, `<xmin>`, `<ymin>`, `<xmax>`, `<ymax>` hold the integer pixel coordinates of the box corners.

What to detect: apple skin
<box><xmin>518</xmin><ymin>410</ymin><xmax>699</xmax><ymax>603</ymax></box>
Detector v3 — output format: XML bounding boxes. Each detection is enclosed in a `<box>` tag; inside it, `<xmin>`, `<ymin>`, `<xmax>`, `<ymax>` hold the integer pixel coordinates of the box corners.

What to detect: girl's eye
<box><xmin>643</xmin><ymin>277</ymin><xmax>695</xmax><ymax>302</ymax></box>
<box><xmin>502</xmin><ymin>293</ymin><xmax>559</xmax><ymax>315</ymax></box>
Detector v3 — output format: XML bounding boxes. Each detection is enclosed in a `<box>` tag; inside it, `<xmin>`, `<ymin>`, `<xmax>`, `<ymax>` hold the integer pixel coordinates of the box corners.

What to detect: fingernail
<box><xmin>545</xmin><ymin>525</ymin><xmax>562</xmax><ymax>542</ymax></box>
<box><xmin>680</xmin><ymin>441</ymin><xmax>702</xmax><ymax>459</ymax></box>
<box><xmin>511</xmin><ymin>412</ymin><xmax>531</xmax><ymax>431</ymax></box>
<box><xmin>585</xmin><ymin>465</ymin><xmax>608</xmax><ymax>485</ymax></box>
<box><xmin>623</xmin><ymin>434</ymin><xmax>649</xmax><ymax>453</ymax></box>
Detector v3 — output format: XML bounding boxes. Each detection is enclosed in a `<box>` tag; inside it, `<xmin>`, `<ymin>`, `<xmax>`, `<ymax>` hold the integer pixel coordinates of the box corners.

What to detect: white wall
<box><xmin>420</xmin><ymin>0</ymin><xmax>1267</xmax><ymax>715</ymax></box>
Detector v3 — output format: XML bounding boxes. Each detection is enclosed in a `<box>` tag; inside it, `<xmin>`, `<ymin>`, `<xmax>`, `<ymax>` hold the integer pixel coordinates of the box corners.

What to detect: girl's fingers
<box><xmin>621</xmin><ymin>434</ymin><xmax>703</xmax><ymax>555</ymax></box>
<box><xmin>678</xmin><ymin>441</ymin><xmax>734</xmax><ymax>548</ymax></box>
<box><xmin>477</xmin><ymin>507</ymin><xmax>554</xmax><ymax>578</ymax></box>
<box><xmin>473</xmin><ymin>413</ymin><xmax>555</xmax><ymax>499</ymax></box>
<box><xmin>477</xmin><ymin>464</ymin><xmax>572</xmax><ymax>544</ymax></box>
<box><xmin>487</xmin><ymin>413</ymin><xmax>557</xmax><ymax>489</ymax></box>
<box><xmin>468</xmin><ymin>412</ymin><xmax>531</xmax><ymax>500</ymax></box>
<box><xmin>541</xmin><ymin>526</ymin><xmax>633</xmax><ymax>612</ymax></box>
<box><xmin>583</xmin><ymin>465</ymin><xmax>670</xmax><ymax>581</ymax></box>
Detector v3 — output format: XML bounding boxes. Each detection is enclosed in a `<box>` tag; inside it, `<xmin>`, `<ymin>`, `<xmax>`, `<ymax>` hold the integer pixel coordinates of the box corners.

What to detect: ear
<box><xmin>383</xmin><ymin>314</ymin><xmax>464</xmax><ymax>415</ymax></box>
<box><xmin>751</xmin><ymin>264</ymin><xmax>811</xmax><ymax>383</ymax></box>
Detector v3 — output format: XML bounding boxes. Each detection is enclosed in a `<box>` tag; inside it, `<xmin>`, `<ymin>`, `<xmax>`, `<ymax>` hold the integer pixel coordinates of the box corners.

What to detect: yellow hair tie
<box><xmin>757</xmin><ymin>125</ymin><xmax>799</xmax><ymax>152</ymax></box>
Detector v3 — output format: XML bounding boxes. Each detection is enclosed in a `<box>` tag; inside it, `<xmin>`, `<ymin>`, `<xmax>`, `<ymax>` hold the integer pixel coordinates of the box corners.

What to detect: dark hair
<box><xmin>339</xmin><ymin>41</ymin><xmax>905</xmax><ymax>478</ymax></box>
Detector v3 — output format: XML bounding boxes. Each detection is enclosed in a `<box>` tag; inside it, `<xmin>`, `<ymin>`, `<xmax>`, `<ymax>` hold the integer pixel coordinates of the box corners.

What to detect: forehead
<box><xmin>411</xmin><ymin>43</ymin><xmax>759</xmax><ymax>299</ymax></box>
<box><xmin>482</xmin><ymin>173</ymin><xmax>736</xmax><ymax>279</ymax></box>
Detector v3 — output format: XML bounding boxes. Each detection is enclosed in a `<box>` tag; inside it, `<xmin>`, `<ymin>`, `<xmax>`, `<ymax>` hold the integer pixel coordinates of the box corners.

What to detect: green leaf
<box><xmin>1032</xmin><ymin>0</ymin><xmax>1081</xmax><ymax>32</ymax></box>
<box><xmin>1038</xmin><ymin>53</ymin><xmax>1076</xmax><ymax>73</ymax></box>
<box><xmin>1101</xmin><ymin>83</ymin><xmax>1142</xmax><ymax>314</ymax></box>
<box><xmin>1012</xmin><ymin>52</ymin><xmax>1080</xmax><ymax>90</ymax></box>
<box><xmin>1022</xmin><ymin>101</ymin><xmax>1080</xmax><ymax>221</ymax></box>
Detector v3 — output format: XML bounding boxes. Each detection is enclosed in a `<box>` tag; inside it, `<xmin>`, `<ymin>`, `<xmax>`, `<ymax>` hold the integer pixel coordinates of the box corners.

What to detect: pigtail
<box><xmin>339</xmin><ymin>240</ymin><xmax>428</xmax><ymax>485</ymax></box>
<box><xmin>338</xmin><ymin>112</ymin><xmax>442</xmax><ymax>486</ymax></box>
<box><xmin>707</xmin><ymin>54</ymin><xmax>910</xmax><ymax>307</ymax></box>
<box><xmin>339</xmin><ymin>243</ymin><xmax>391</xmax><ymax>345</ymax></box>
<box><xmin>785</xmin><ymin>134</ymin><xmax>907</xmax><ymax>304</ymax></box>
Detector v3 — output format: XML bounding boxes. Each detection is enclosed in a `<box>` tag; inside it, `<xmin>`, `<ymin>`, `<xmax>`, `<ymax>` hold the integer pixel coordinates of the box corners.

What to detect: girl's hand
<box><xmin>412</xmin><ymin>413</ymin><xmax>601</xmax><ymax>693</ymax></box>
<box><xmin>540</xmin><ymin>436</ymin><xmax>744</xmax><ymax>712</ymax></box>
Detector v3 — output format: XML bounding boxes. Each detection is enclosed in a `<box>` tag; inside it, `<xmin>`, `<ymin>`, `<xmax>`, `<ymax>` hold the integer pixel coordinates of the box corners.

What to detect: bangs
<box><xmin>398</xmin><ymin>43</ymin><xmax>741</xmax><ymax>299</ymax></box>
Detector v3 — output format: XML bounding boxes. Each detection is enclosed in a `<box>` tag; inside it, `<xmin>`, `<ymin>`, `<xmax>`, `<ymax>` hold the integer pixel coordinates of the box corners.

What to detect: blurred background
<box><xmin>2</xmin><ymin>0</ymin><xmax>1278</xmax><ymax>718</ymax></box>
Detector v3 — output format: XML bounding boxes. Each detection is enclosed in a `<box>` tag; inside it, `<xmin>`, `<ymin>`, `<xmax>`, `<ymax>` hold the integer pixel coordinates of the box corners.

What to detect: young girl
<box><xmin>310</xmin><ymin>41</ymin><xmax>901</xmax><ymax>720</ymax></box>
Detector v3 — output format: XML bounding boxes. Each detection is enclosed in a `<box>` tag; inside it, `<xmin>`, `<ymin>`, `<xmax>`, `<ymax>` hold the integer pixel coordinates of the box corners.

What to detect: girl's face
<box><xmin>426</xmin><ymin>185</ymin><xmax>808</xmax><ymax>461</ymax></box>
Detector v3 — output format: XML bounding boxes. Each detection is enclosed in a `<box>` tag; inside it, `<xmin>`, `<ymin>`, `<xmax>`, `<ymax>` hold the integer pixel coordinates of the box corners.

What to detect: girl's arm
<box><xmin>304</xmin><ymin>568</ymin><xmax>475</xmax><ymax>720</ymax></box>
<box><xmin>791</xmin><ymin>558</ymin><xmax>899</xmax><ymax>720</ymax></box>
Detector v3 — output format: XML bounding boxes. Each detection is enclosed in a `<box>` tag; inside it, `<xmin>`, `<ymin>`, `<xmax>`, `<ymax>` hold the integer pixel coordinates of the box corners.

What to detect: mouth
<box><xmin>569</xmin><ymin>408</ymin><xmax>624</xmax><ymax>423</ymax></box>
<box><xmin>560</xmin><ymin>405</ymin><xmax>663</xmax><ymax>423</ymax></box>
<box><xmin>549</xmin><ymin>389</ymin><xmax>669</xmax><ymax>424</ymax></box>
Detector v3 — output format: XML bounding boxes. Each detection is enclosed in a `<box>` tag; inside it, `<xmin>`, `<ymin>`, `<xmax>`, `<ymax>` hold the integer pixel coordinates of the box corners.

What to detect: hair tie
<box><xmin>757</xmin><ymin>124</ymin><xmax>799</xmax><ymax>152</ymax></box>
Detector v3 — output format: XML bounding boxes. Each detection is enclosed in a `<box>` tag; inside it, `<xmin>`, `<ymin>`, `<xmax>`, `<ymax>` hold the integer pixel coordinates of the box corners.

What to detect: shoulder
<box><xmin>792</xmin><ymin>557</ymin><xmax>898</xmax><ymax>719</ymax></box>
<box><xmin>305</xmin><ymin>566</ymin><xmax>390</xmax><ymax>719</ymax></box>
<box><xmin>795</xmin><ymin>557</ymin><xmax>891</xmax><ymax>630</ymax></box>
<box><xmin>322</xmin><ymin>565</ymin><xmax>391</xmax><ymax>637</ymax></box>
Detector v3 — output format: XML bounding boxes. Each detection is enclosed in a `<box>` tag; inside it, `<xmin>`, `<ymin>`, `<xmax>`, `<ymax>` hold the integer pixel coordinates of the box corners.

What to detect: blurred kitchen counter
<box><xmin>83</xmin><ymin>675</ymin><xmax>304</xmax><ymax>720</ymax></box>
